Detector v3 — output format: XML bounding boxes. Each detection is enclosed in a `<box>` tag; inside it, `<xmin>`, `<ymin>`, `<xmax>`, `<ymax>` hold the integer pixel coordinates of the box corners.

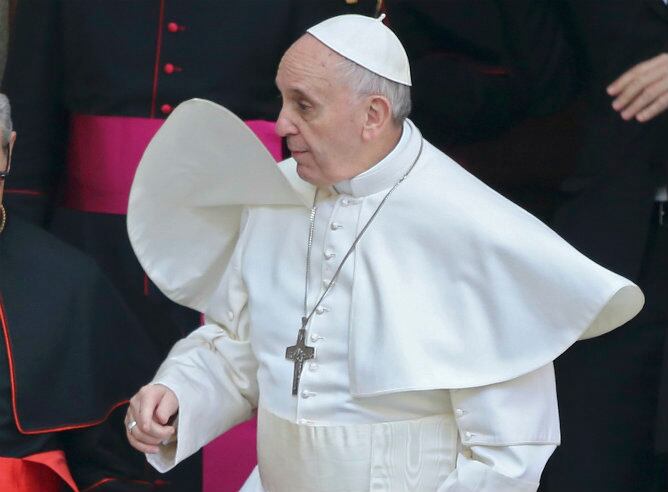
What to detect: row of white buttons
<box><xmin>297</xmin><ymin>199</ymin><xmax>357</xmax><ymax>407</ymax></box>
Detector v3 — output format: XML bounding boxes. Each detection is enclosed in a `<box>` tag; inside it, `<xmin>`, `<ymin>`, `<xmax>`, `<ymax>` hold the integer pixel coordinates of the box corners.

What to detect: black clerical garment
<box><xmin>1</xmin><ymin>0</ymin><xmax>379</xmax><ymax>225</ymax></box>
<box><xmin>0</xmin><ymin>214</ymin><xmax>160</xmax><ymax>491</ymax></box>
<box><xmin>2</xmin><ymin>3</ymin><xmax>379</xmax><ymax>490</ymax></box>
<box><xmin>385</xmin><ymin>0</ymin><xmax>574</xmax><ymax>147</ymax></box>
<box><xmin>1</xmin><ymin>0</ymin><xmax>379</xmax><ymax>357</ymax></box>
<box><xmin>536</xmin><ymin>2</ymin><xmax>668</xmax><ymax>492</ymax></box>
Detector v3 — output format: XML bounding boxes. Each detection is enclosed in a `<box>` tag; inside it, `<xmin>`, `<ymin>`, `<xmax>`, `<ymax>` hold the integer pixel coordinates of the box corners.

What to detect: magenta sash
<box><xmin>63</xmin><ymin>114</ymin><xmax>282</xmax><ymax>214</ymax></box>
<box><xmin>65</xmin><ymin>114</ymin><xmax>271</xmax><ymax>489</ymax></box>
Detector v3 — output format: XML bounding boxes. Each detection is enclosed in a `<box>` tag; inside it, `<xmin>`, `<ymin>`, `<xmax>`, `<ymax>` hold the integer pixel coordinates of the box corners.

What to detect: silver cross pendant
<box><xmin>285</xmin><ymin>317</ymin><xmax>316</xmax><ymax>395</ymax></box>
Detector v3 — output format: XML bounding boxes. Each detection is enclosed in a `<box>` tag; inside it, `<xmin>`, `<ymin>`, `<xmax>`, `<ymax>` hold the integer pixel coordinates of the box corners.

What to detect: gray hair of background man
<box><xmin>335</xmin><ymin>56</ymin><xmax>412</xmax><ymax>124</ymax></box>
<box><xmin>0</xmin><ymin>93</ymin><xmax>12</xmax><ymax>146</ymax></box>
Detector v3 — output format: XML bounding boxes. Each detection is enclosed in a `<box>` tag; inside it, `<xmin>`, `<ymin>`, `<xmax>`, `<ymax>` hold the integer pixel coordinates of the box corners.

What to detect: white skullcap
<box><xmin>306</xmin><ymin>14</ymin><xmax>411</xmax><ymax>86</ymax></box>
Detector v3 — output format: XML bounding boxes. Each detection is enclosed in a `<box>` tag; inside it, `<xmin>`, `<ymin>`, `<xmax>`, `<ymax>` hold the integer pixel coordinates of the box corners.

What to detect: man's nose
<box><xmin>275</xmin><ymin>109</ymin><xmax>297</xmax><ymax>138</ymax></box>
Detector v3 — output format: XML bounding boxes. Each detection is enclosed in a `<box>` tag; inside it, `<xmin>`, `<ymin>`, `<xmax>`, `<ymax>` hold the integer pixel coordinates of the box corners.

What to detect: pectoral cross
<box><xmin>285</xmin><ymin>317</ymin><xmax>316</xmax><ymax>395</ymax></box>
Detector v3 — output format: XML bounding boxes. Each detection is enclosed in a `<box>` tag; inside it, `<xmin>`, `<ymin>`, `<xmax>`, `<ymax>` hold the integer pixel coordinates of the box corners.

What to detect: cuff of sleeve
<box><xmin>144</xmin><ymin>381</ymin><xmax>184</xmax><ymax>473</ymax></box>
<box><xmin>440</xmin><ymin>454</ymin><xmax>539</xmax><ymax>492</ymax></box>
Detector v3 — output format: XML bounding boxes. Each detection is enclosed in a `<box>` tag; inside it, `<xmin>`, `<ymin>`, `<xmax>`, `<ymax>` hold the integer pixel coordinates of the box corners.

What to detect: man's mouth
<box><xmin>287</xmin><ymin>142</ymin><xmax>308</xmax><ymax>155</ymax></box>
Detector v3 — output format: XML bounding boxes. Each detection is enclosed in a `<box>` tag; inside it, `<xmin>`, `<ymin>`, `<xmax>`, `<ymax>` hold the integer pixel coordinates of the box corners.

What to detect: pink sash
<box><xmin>64</xmin><ymin>114</ymin><xmax>282</xmax><ymax>214</ymax></box>
<box><xmin>65</xmin><ymin>114</ymin><xmax>271</xmax><ymax>490</ymax></box>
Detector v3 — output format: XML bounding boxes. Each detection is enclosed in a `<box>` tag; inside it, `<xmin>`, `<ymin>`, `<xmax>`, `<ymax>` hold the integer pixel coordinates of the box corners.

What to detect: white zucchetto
<box><xmin>306</xmin><ymin>14</ymin><xmax>412</xmax><ymax>86</ymax></box>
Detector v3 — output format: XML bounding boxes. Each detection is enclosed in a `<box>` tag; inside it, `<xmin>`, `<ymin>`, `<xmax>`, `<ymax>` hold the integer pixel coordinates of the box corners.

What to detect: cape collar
<box><xmin>333</xmin><ymin>119</ymin><xmax>419</xmax><ymax>198</ymax></box>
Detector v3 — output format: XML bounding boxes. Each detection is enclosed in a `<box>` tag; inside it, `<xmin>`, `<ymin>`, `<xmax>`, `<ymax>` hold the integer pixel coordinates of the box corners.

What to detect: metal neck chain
<box><xmin>301</xmin><ymin>138</ymin><xmax>424</xmax><ymax>328</ymax></box>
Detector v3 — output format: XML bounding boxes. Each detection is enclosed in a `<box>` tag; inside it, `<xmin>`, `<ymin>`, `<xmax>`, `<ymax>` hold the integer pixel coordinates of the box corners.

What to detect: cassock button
<box><xmin>465</xmin><ymin>431</ymin><xmax>473</xmax><ymax>440</ymax></box>
<box><xmin>301</xmin><ymin>390</ymin><xmax>316</xmax><ymax>399</ymax></box>
<box><xmin>227</xmin><ymin>310</ymin><xmax>235</xmax><ymax>321</ymax></box>
<box><xmin>315</xmin><ymin>306</ymin><xmax>329</xmax><ymax>315</ymax></box>
<box><xmin>160</xmin><ymin>104</ymin><xmax>173</xmax><ymax>114</ymax></box>
<box><xmin>310</xmin><ymin>333</ymin><xmax>324</xmax><ymax>342</ymax></box>
<box><xmin>309</xmin><ymin>362</ymin><xmax>319</xmax><ymax>372</ymax></box>
<box><xmin>341</xmin><ymin>198</ymin><xmax>350</xmax><ymax>207</ymax></box>
<box><xmin>167</xmin><ymin>22</ymin><xmax>180</xmax><ymax>32</ymax></box>
<box><xmin>455</xmin><ymin>408</ymin><xmax>465</xmax><ymax>417</ymax></box>
<box><xmin>324</xmin><ymin>249</ymin><xmax>336</xmax><ymax>260</ymax></box>
<box><xmin>163</xmin><ymin>63</ymin><xmax>175</xmax><ymax>74</ymax></box>
<box><xmin>330</xmin><ymin>222</ymin><xmax>343</xmax><ymax>231</ymax></box>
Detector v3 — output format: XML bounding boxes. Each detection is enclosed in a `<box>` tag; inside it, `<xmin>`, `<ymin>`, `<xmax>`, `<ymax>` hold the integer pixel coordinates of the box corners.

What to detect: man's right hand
<box><xmin>607</xmin><ymin>53</ymin><xmax>668</xmax><ymax>122</ymax></box>
<box><xmin>125</xmin><ymin>384</ymin><xmax>178</xmax><ymax>454</ymax></box>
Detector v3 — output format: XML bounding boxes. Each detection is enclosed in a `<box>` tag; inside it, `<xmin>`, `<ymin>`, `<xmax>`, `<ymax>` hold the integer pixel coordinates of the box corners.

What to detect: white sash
<box><xmin>255</xmin><ymin>407</ymin><xmax>458</xmax><ymax>491</ymax></box>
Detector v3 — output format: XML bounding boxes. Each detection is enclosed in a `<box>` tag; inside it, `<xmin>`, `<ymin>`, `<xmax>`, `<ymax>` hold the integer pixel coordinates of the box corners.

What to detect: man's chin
<box><xmin>295</xmin><ymin>162</ymin><xmax>311</xmax><ymax>181</ymax></box>
<box><xmin>295</xmin><ymin>162</ymin><xmax>322</xmax><ymax>186</ymax></box>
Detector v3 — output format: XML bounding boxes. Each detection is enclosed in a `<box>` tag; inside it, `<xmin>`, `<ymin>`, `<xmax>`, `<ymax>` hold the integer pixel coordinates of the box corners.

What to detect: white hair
<box><xmin>336</xmin><ymin>57</ymin><xmax>411</xmax><ymax>124</ymax></box>
<box><xmin>0</xmin><ymin>94</ymin><xmax>12</xmax><ymax>146</ymax></box>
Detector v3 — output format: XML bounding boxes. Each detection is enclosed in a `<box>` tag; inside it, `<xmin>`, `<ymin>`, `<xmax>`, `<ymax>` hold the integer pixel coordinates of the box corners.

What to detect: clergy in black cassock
<box><xmin>0</xmin><ymin>93</ymin><xmax>161</xmax><ymax>491</ymax></box>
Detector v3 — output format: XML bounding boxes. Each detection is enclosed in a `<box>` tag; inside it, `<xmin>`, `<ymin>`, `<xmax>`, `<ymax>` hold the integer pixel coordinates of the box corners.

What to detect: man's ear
<box><xmin>361</xmin><ymin>95</ymin><xmax>393</xmax><ymax>141</ymax></box>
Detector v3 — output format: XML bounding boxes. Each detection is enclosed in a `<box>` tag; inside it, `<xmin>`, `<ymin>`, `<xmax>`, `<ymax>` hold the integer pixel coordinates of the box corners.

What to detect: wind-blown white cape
<box><xmin>128</xmin><ymin>99</ymin><xmax>643</xmax><ymax>393</ymax></box>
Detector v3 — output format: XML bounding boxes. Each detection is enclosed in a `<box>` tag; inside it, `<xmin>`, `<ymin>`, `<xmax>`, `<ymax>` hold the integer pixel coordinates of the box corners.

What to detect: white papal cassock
<box><xmin>128</xmin><ymin>100</ymin><xmax>644</xmax><ymax>491</ymax></box>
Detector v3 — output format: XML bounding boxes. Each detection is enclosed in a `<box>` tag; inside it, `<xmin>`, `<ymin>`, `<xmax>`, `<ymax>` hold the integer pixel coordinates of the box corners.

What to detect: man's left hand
<box><xmin>607</xmin><ymin>53</ymin><xmax>668</xmax><ymax>122</ymax></box>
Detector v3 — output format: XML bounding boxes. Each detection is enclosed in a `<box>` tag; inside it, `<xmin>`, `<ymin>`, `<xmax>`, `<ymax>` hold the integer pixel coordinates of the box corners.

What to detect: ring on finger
<box><xmin>127</xmin><ymin>419</ymin><xmax>138</xmax><ymax>433</ymax></box>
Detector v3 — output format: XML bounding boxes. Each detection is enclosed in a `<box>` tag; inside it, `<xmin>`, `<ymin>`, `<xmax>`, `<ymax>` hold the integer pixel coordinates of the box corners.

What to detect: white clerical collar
<box><xmin>333</xmin><ymin>119</ymin><xmax>419</xmax><ymax>198</ymax></box>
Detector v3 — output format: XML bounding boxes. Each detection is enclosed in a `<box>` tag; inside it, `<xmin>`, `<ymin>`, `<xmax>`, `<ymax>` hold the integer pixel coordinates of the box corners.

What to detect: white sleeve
<box><xmin>147</xmin><ymin>210</ymin><xmax>258</xmax><ymax>473</ymax></box>
<box><xmin>439</xmin><ymin>363</ymin><xmax>560</xmax><ymax>491</ymax></box>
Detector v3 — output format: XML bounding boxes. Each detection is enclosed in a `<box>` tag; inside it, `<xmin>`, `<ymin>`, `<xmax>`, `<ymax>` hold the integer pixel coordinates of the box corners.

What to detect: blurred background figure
<box><xmin>386</xmin><ymin>0</ymin><xmax>577</xmax><ymax>222</ymax></box>
<box><xmin>1</xmin><ymin>1</ymin><xmax>380</xmax><ymax>490</ymax></box>
<box><xmin>538</xmin><ymin>3</ymin><xmax>668</xmax><ymax>491</ymax></box>
<box><xmin>386</xmin><ymin>0</ymin><xmax>573</xmax><ymax>147</ymax></box>
<box><xmin>0</xmin><ymin>92</ymin><xmax>160</xmax><ymax>491</ymax></box>
<box><xmin>389</xmin><ymin>1</ymin><xmax>668</xmax><ymax>491</ymax></box>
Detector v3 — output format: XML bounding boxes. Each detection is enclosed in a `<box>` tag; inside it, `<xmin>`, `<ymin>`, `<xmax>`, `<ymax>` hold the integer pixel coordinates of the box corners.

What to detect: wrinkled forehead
<box><xmin>276</xmin><ymin>34</ymin><xmax>346</xmax><ymax>93</ymax></box>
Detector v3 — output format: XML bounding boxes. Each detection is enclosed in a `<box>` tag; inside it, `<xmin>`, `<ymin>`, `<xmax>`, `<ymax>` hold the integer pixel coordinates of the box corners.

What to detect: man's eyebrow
<box><xmin>280</xmin><ymin>86</ymin><xmax>318</xmax><ymax>104</ymax></box>
<box><xmin>289</xmin><ymin>88</ymin><xmax>311</xmax><ymax>100</ymax></box>
<box><xmin>276</xmin><ymin>76</ymin><xmax>311</xmax><ymax>94</ymax></box>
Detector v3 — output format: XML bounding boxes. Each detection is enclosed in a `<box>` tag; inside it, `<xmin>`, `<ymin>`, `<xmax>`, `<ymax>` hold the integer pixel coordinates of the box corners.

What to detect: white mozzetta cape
<box><xmin>129</xmin><ymin>99</ymin><xmax>643</xmax><ymax>396</ymax></box>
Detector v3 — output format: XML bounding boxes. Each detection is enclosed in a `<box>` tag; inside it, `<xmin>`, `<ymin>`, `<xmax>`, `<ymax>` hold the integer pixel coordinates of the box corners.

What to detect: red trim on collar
<box><xmin>150</xmin><ymin>0</ymin><xmax>166</xmax><ymax>118</ymax></box>
<box><xmin>3</xmin><ymin>189</ymin><xmax>45</xmax><ymax>196</ymax></box>
<box><xmin>0</xmin><ymin>293</ymin><xmax>130</xmax><ymax>434</ymax></box>
<box><xmin>81</xmin><ymin>477</ymin><xmax>169</xmax><ymax>491</ymax></box>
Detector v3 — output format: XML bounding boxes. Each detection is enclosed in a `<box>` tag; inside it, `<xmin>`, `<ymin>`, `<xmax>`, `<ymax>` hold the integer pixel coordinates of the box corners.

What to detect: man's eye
<box><xmin>297</xmin><ymin>102</ymin><xmax>311</xmax><ymax>111</ymax></box>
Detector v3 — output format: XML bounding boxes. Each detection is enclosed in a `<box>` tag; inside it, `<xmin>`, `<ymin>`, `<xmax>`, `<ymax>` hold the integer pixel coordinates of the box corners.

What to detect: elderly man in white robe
<box><xmin>124</xmin><ymin>15</ymin><xmax>643</xmax><ymax>492</ymax></box>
